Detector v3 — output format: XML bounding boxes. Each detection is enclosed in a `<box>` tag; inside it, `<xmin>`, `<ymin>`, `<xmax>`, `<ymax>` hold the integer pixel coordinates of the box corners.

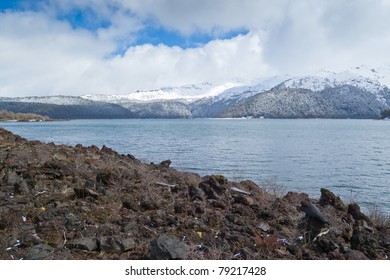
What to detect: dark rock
<box><xmin>199</xmin><ymin>181</ymin><xmax>216</xmax><ymax>199</ymax></box>
<box><xmin>122</xmin><ymin>222</ymin><xmax>141</xmax><ymax>233</ymax></box>
<box><xmin>122</xmin><ymin>238</ymin><xmax>136</xmax><ymax>251</ymax></box>
<box><xmin>348</xmin><ymin>203</ymin><xmax>371</xmax><ymax>223</ymax></box>
<box><xmin>5</xmin><ymin>170</ymin><xmax>21</xmax><ymax>186</ymax></box>
<box><xmin>259</xmin><ymin>208</ymin><xmax>273</xmax><ymax>219</ymax></box>
<box><xmin>188</xmin><ymin>185</ymin><xmax>203</xmax><ymax>201</ymax></box>
<box><xmin>99</xmin><ymin>236</ymin><xmax>123</xmax><ymax>253</ymax></box>
<box><xmin>25</xmin><ymin>244</ymin><xmax>55</xmax><ymax>260</ymax></box>
<box><xmin>328</xmin><ymin>251</ymin><xmax>345</xmax><ymax>260</ymax></box>
<box><xmin>299</xmin><ymin>201</ymin><xmax>329</xmax><ymax>224</ymax></box>
<box><xmin>213</xmin><ymin>175</ymin><xmax>228</xmax><ymax>185</ymax></box>
<box><xmin>96</xmin><ymin>169</ymin><xmax>114</xmax><ymax>186</ymax></box>
<box><xmin>319</xmin><ymin>188</ymin><xmax>347</xmax><ymax>211</ymax></box>
<box><xmin>140</xmin><ymin>197</ymin><xmax>159</xmax><ymax>210</ymax></box>
<box><xmin>210</xmin><ymin>200</ymin><xmax>226</xmax><ymax>209</ymax></box>
<box><xmin>67</xmin><ymin>237</ymin><xmax>98</xmax><ymax>251</ymax></box>
<box><xmin>186</xmin><ymin>219</ymin><xmax>208</xmax><ymax>231</ymax></box>
<box><xmin>122</xmin><ymin>196</ymin><xmax>140</xmax><ymax>211</ymax></box>
<box><xmin>198</xmin><ymin>175</ymin><xmax>229</xmax><ymax>200</ymax></box>
<box><xmin>65</xmin><ymin>214</ymin><xmax>84</xmax><ymax>231</ymax></box>
<box><xmin>20</xmin><ymin>230</ymin><xmax>42</xmax><ymax>247</ymax></box>
<box><xmin>14</xmin><ymin>180</ymin><xmax>31</xmax><ymax>194</ymax></box>
<box><xmin>174</xmin><ymin>202</ymin><xmax>185</xmax><ymax>213</ymax></box>
<box><xmin>350</xmin><ymin>227</ymin><xmax>366</xmax><ymax>249</ymax></box>
<box><xmin>73</xmin><ymin>188</ymin><xmax>99</xmax><ymax>199</ymax></box>
<box><xmin>101</xmin><ymin>145</ymin><xmax>117</xmax><ymax>155</ymax></box>
<box><xmin>233</xmin><ymin>195</ymin><xmax>250</xmax><ymax>206</ymax></box>
<box><xmin>149</xmin><ymin>234</ymin><xmax>189</xmax><ymax>260</ymax></box>
<box><xmin>314</xmin><ymin>235</ymin><xmax>339</xmax><ymax>253</ymax></box>
<box><xmin>159</xmin><ymin>160</ymin><xmax>172</xmax><ymax>167</ymax></box>
<box><xmin>194</xmin><ymin>201</ymin><xmax>205</xmax><ymax>214</ymax></box>
<box><xmin>345</xmin><ymin>250</ymin><xmax>369</xmax><ymax>260</ymax></box>
<box><xmin>127</xmin><ymin>154</ymin><xmax>136</xmax><ymax>160</ymax></box>
<box><xmin>96</xmin><ymin>223</ymin><xmax>120</xmax><ymax>236</ymax></box>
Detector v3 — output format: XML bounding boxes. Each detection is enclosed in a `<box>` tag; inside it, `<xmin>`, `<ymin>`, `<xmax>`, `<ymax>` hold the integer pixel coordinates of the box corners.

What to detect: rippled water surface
<box><xmin>1</xmin><ymin>118</ymin><xmax>390</xmax><ymax>214</ymax></box>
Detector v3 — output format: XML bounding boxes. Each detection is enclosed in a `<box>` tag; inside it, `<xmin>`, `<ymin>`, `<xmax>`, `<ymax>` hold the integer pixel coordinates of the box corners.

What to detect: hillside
<box><xmin>219</xmin><ymin>85</ymin><xmax>389</xmax><ymax>119</ymax></box>
<box><xmin>1</xmin><ymin>66</ymin><xmax>390</xmax><ymax>119</ymax></box>
<box><xmin>0</xmin><ymin>128</ymin><xmax>389</xmax><ymax>260</ymax></box>
<box><xmin>0</xmin><ymin>110</ymin><xmax>51</xmax><ymax>122</ymax></box>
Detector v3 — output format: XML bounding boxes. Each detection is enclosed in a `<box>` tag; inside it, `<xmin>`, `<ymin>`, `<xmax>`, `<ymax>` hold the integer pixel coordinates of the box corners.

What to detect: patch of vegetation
<box><xmin>0</xmin><ymin>110</ymin><xmax>51</xmax><ymax>121</ymax></box>
<box><xmin>368</xmin><ymin>207</ymin><xmax>390</xmax><ymax>228</ymax></box>
<box><xmin>380</xmin><ymin>108</ymin><xmax>390</xmax><ymax>119</ymax></box>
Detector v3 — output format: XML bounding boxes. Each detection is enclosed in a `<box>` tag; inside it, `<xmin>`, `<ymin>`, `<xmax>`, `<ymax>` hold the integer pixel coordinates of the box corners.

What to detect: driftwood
<box><xmin>155</xmin><ymin>182</ymin><xmax>176</xmax><ymax>188</ymax></box>
<box><xmin>230</xmin><ymin>187</ymin><xmax>251</xmax><ymax>195</ymax></box>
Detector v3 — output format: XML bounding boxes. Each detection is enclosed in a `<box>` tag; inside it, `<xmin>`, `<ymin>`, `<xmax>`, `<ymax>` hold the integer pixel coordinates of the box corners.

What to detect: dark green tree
<box><xmin>380</xmin><ymin>109</ymin><xmax>390</xmax><ymax>119</ymax></box>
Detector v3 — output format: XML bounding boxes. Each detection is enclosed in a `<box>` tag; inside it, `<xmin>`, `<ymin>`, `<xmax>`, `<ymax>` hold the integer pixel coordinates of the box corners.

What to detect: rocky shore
<box><xmin>0</xmin><ymin>128</ymin><xmax>389</xmax><ymax>260</ymax></box>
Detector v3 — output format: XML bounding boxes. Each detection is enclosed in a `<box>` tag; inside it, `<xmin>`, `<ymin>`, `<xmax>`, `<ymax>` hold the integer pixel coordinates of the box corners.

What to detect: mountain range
<box><xmin>1</xmin><ymin>65</ymin><xmax>390</xmax><ymax>119</ymax></box>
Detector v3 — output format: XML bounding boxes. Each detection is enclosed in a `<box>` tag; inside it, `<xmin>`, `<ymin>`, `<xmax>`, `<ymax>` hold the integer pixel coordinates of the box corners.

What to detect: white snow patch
<box><xmin>283</xmin><ymin>69</ymin><xmax>387</xmax><ymax>94</ymax></box>
<box><xmin>81</xmin><ymin>82</ymin><xmax>243</xmax><ymax>104</ymax></box>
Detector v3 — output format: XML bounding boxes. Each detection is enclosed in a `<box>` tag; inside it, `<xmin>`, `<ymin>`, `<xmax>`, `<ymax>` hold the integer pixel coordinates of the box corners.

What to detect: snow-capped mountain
<box><xmin>209</xmin><ymin>75</ymin><xmax>290</xmax><ymax>103</ymax></box>
<box><xmin>81</xmin><ymin>82</ymin><xmax>242</xmax><ymax>104</ymax></box>
<box><xmin>1</xmin><ymin>65</ymin><xmax>390</xmax><ymax>119</ymax></box>
<box><xmin>282</xmin><ymin>69</ymin><xmax>386</xmax><ymax>94</ymax></box>
<box><xmin>0</xmin><ymin>95</ymin><xmax>92</xmax><ymax>105</ymax></box>
<box><xmin>80</xmin><ymin>76</ymin><xmax>287</xmax><ymax>105</ymax></box>
<box><xmin>220</xmin><ymin>66</ymin><xmax>390</xmax><ymax>119</ymax></box>
<box><xmin>279</xmin><ymin>66</ymin><xmax>390</xmax><ymax>107</ymax></box>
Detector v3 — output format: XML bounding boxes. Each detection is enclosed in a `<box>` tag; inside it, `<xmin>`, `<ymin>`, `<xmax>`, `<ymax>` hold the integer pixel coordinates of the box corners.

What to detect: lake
<box><xmin>1</xmin><ymin>118</ymin><xmax>389</xmax><ymax>214</ymax></box>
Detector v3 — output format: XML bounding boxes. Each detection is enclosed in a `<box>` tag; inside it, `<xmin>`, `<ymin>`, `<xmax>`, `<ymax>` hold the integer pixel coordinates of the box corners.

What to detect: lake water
<box><xmin>1</xmin><ymin>118</ymin><xmax>390</xmax><ymax>214</ymax></box>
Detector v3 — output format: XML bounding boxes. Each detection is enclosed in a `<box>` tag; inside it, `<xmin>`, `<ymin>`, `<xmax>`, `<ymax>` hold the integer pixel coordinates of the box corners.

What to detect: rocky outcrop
<box><xmin>0</xmin><ymin>128</ymin><xmax>389</xmax><ymax>259</ymax></box>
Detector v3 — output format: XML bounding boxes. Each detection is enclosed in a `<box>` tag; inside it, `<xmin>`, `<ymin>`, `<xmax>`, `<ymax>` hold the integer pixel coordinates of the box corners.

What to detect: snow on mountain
<box><xmin>349</xmin><ymin>65</ymin><xmax>390</xmax><ymax>87</ymax></box>
<box><xmin>211</xmin><ymin>75</ymin><xmax>290</xmax><ymax>103</ymax></box>
<box><xmin>282</xmin><ymin>70</ymin><xmax>386</xmax><ymax>94</ymax></box>
<box><xmin>81</xmin><ymin>82</ymin><xmax>241</xmax><ymax>104</ymax></box>
<box><xmin>279</xmin><ymin>66</ymin><xmax>390</xmax><ymax>106</ymax></box>
<box><xmin>0</xmin><ymin>96</ymin><xmax>92</xmax><ymax>105</ymax></box>
<box><xmin>1</xmin><ymin>64</ymin><xmax>389</xmax><ymax>113</ymax></box>
<box><xmin>81</xmin><ymin>66</ymin><xmax>390</xmax><ymax>107</ymax></box>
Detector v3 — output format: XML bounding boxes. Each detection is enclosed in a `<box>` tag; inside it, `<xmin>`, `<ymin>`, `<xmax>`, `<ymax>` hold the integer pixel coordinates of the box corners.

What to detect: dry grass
<box><xmin>262</xmin><ymin>179</ymin><xmax>286</xmax><ymax>197</ymax></box>
<box><xmin>368</xmin><ymin>207</ymin><xmax>390</xmax><ymax>228</ymax></box>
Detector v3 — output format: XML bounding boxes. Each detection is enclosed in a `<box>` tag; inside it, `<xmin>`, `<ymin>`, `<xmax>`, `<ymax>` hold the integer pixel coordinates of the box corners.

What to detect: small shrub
<box><xmin>368</xmin><ymin>207</ymin><xmax>390</xmax><ymax>228</ymax></box>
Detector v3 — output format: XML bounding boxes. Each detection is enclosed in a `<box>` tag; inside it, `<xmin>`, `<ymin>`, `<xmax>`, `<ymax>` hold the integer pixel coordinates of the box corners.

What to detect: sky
<box><xmin>1</xmin><ymin>0</ymin><xmax>390</xmax><ymax>97</ymax></box>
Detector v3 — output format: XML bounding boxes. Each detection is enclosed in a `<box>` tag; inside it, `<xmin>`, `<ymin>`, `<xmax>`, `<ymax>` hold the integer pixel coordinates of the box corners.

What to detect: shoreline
<box><xmin>0</xmin><ymin>128</ymin><xmax>389</xmax><ymax>260</ymax></box>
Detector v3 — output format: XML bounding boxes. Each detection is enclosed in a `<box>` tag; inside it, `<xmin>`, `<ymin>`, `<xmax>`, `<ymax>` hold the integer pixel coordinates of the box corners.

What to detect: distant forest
<box><xmin>381</xmin><ymin>109</ymin><xmax>390</xmax><ymax>119</ymax></box>
<box><xmin>0</xmin><ymin>110</ymin><xmax>50</xmax><ymax>121</ymax></box>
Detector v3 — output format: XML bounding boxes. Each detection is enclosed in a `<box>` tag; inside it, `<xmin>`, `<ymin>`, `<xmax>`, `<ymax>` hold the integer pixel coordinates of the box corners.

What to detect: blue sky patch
<box><xmin>135</xmin><ymin>26</ymin><xmax>249</xmax><ymax>48</ymax></box>
<box><xmin>56</xmin><ymin>7</ymin><xmax>112</xmax><ymax>31</ymax></box>
<box><xmin>0</xmin><ymin>0</ymin><xmax>23</xmax><ymax>11</ymax></box>
<box><xmin>1</xmin><ymin>0</ymin><xmax>248</xmax><ymax>51</ymax></box>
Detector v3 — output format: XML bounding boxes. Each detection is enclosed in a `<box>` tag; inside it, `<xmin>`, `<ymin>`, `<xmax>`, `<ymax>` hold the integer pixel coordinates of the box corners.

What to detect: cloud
<box><xmin>2</xmin><ymin>0</ymin><xmax>390</xmax><ymax>97</ymax></box>
<box><xmin>117</xmin><ymin>0</ymin><xmax>291</xmax><ymax>41</ymax></box>
<box><xmin>0</xmin><ymin>9</ymin><xmax>271</xmax><ymax>96</ymax></box>
<box><xmin>0</xmin><ymin>10</ymin><xmax>112</xmax><ymax>96</ymax></box>
<box><xmin>91</xmin><ymin>31</ymin><xmax>271</xmax><ymax>92</ymax></box>
<box><xmin>264</xmin><ymin>0</ymin><xmax>390</xmax><ymax>72</ymax></box>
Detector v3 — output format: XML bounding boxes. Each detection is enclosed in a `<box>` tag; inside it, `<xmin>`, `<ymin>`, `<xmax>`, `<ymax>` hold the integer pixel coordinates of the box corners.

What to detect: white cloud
<box><xmin>0</xmin><ymin>11</ymin><xmax>112</xmax><ymax>96</ymax></box>
<box><xmin>2</xmin><ymin>0</ymin><xmax>390</xmax><ymax>97</ymax></box>
<box><xmin>47</xmin><ymin>31</ymin><xmax>271</xmax><ymax>95</ymax></box>
<box><xmin>118</xmin><ymin>0</ymin><xmax>291</xmax><ymax>36</ymax></box>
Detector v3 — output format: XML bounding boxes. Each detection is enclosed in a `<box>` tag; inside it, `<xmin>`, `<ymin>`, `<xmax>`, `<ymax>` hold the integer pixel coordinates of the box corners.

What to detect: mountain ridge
<box><xmin>1</xmin><ymin>66</ymin><xmax>390</xmax><ymax>119</ymax></box>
